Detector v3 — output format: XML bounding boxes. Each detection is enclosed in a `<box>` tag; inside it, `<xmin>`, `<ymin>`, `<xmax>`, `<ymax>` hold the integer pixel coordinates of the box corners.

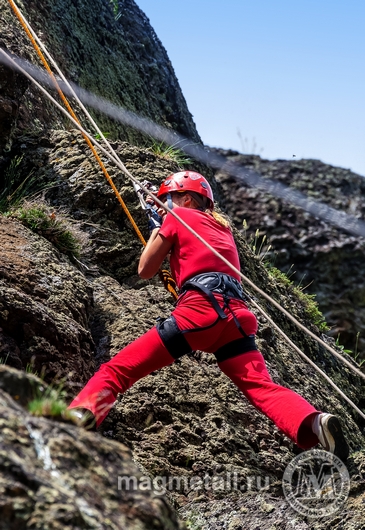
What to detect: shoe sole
<box><xmin>326</xmin><ymin>416</ymin><xmax>349</xmax><ymax>462</ymax></box>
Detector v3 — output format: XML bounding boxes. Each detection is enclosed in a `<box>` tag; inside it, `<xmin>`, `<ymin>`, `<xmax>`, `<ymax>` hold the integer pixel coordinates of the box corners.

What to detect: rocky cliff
<box><xmin>214</xmin><ymin>150</ymin><xmax>365</xmax><ymax>356</ymax></box>
<box><xmin>1</xmin><ymin>1</ymin><xmax>365</xmax><ymax>529</ymax></box>
<box><xmin>0</xmin><ymin>0</ymin><xmax>200</xmax><ymax>157</ymax></box>
<box><xmin>1</xmin><ymin>131</ymin><xmax>365</xmax><ymax>529</ymax></box>
<box><xmin>0</xmin><ymin>364</ymin><xmax>181</xmax><ymax>529</ymax></box>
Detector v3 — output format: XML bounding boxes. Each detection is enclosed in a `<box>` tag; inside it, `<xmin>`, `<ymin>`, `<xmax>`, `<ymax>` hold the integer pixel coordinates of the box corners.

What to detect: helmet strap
<box><xmin>166</xmin><ymin>193</ymin><xmax>174</xmax><ymax>210</ymax></box>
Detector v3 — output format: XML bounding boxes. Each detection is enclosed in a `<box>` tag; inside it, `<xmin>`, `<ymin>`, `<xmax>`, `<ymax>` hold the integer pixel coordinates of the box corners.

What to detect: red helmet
<box><xmin>157</xmin><ymin>171</ymin><xmax>214</xmax><ymax>208</ymax></box>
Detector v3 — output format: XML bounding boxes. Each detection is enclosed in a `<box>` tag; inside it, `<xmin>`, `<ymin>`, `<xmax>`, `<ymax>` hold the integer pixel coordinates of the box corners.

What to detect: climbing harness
<box><xmin>156</xmin><ymin>315</ymin><xmax>193</xmax><ymax>360</ymax></box>
<box><xmin>3</xmin><ymin>16</ymin><xmax>365</xmax><ymax>419</ymax></box>
<box><xmin>181</xmin><ymin>272</ymin><xmax>248</xmax><ymax>321</ymax></box>
<box><xmin>181</xmin><ymin>272</ymin><xmax>254</xmax><ymax>339</ymax></box>
<box><xmin>157</xmin><ymin>272</ymin><xmax>258</xmax><ymax>362</ymax></box>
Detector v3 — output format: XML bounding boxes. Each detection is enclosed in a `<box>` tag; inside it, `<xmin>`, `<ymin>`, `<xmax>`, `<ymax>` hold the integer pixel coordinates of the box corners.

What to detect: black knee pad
<box><xmin>156</xmin><ymin>315</ymin><xmax>193</xmax><ymax>360</ymax></box>
<box><xmin>214</xmin><ymin>336</ymin><xmax>257</xmax><ymax>363</ymax></box>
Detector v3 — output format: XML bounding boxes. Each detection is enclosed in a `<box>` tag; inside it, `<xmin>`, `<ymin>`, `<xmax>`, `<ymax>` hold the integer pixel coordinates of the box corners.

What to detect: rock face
<box><xmin>0</xmin><ymin>129</ymin><xmax>213</xmax><ymax>284</ymax></box>
<box><xmin>0</xmin><ymin>365</ymin><xmax>181</xmax><ymax>530</ymax></box>
<box><xmin>1</xmin><ymin>0</ymin><xmax>365</xmax><ymax>528</ymax></box>
<box><xmin>0</xmin><ymin>131</ymin><xmax>365</xmax><ymax>529</ymax></box>
<box><xmin>0</xmin><ymin>214</ymin><xmax>95</xmax><ymax>382</ymax></box>
<box><xmin>0</xmin><ymin>0</ymin><xmax>201</xmax><ymax>156</ymax></box>
<box><xmin>214</xmin><ymin>150</ymin><xmax>365</xmax><ymax>356</ymax></box>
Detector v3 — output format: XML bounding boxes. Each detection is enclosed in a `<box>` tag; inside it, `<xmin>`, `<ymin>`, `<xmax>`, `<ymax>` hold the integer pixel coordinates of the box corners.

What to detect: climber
<box><xmin>68</xmin><ymin>171</ymin><xmax>349</xmax><ymax>461</ymax></box>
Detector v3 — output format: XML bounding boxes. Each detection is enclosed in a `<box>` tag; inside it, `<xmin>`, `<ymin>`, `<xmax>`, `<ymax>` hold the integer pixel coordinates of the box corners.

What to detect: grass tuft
<box><xmin>108</xmin><ymin>0</ymin><xmax>121</xmax><ymax>20</ymax></box>
<box><xmin>147</xmin><ymin>139</ymin><xmax>191</xmax><ymax>168</ymax></box>
<box><xmin>27</xmin><ymin>378</ymin><xmax>90</xmax><ymax>426</ymax></box>
<box><xmin>243</xmin><ymin>222</ymin><xmax>273</xmax><ymax>263</ymax></box>
<box><xmin>28</xmin><ymin>377</ymin><xmax>68</xmax><ymax>419</ymax></box>
<box><xmin>267</xmin><ymin>266</ymin><xmax>329</xmax><ymax>331</ymax></box>
<box><xmin>0</xmin><ymin>156</ymin><xmax>51</xmax><ymax>213</ymax></box>
<box><xmin>335</xmin><ymin>333</ymin><xmax>364</xmax><ymax>368</ymax></box>
<box><xmin>28</xmin><ymin>395</ymin><xmax>68</xmax><ymax>418</ymax></box>
<box><xmin>9</xmin><ymin>199</ymin><xmax>89</xmax><ymax>259</ymax></box>
<box><xmin>25</xmin><ymin>364</ymin><xmax>98</xmax><ymax>429</ymax></box>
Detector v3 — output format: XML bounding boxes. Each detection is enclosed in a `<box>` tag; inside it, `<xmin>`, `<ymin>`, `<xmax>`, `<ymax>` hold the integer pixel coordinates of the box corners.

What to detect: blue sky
<box><xmin>135</xmin><ymin>1</ymin><xmax>364</xmax><ymax>177</ymax></box>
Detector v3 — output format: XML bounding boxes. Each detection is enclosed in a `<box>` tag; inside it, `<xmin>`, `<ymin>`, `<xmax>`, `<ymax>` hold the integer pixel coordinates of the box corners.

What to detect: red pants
<box><xmin>69</xmin><ymin>291</ymin><xmax>319</xmax><ymax>449</ymax></box>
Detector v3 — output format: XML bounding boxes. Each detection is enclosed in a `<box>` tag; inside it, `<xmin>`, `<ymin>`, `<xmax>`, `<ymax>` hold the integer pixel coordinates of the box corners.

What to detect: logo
<box><xmin>189</xmin><ymin>173</ymin><xmax>202</xmax><ymax>180</ymax></box>
<box><xmin>282</xmin><ymin>449</ymin><xmax>350</xmax><ymax>518</ymax></box>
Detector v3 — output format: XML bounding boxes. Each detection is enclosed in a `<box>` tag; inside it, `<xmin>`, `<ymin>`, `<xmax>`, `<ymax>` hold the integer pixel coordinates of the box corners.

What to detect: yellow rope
<box><xmin>7</xmin><ymin>0</ymin><xmax>147</xmax><ymax>247</ymax></box>
<box><xmin>8</xmin><ymin>0</ymin><xmax>178</xmax><ymax>299</ymax></box>
<box><xmin>4</xmin><ymin>49</ymin><xmax>365</xmax><ymax>418</ymax></box>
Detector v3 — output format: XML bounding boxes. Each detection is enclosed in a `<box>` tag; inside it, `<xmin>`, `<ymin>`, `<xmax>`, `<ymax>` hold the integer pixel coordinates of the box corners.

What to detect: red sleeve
<box><xmin>159</xmin><ymin>211</ymin><xmax>179</xmax><ymax>243</ymax></box>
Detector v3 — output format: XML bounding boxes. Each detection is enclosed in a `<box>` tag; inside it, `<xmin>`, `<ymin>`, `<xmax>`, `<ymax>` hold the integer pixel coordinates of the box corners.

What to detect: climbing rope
<box><xmin>7</xmin><ymin>0</ymin><xmax>178</xmax><ymax>300</ymax></box>
<box><xmin>2</xmin><ymin>45</ymin><xmax>365</xmax><ymax>419</ymax></box>
<box><xmin>7</xmin><ymin>0</ymin><xmax>145</xmax><ymax>243</ymax></box>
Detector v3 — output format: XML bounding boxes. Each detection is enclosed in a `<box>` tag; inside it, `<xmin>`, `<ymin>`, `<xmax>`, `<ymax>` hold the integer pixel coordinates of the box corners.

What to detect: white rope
<box><xmin>2</xmin><ymin>48</ymin><xmax>365</xmax><ymax>420</ymax></box>
<box><xmin>3</xmin><ymin>48</ymin><xmax>365</xmax><ymax>239</ymax></box>
<box><xmin>251</xmin><ymin>302</ymin><xmax>365</xmax><ymax>418</ymax></box>
<box><xmin>14</xmin><ymin>5</ymin><xmax>131</xmax><ymax>177</ymax></box>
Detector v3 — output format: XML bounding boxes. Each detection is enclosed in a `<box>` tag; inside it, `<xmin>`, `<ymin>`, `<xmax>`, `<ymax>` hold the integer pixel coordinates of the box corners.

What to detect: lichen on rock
<box><xmin>0</xmin><ymin>365</ymin><xmax>182</xmax><ymax>529</ymax></box>
<box><xmin>1</xmin><ymin>130</ymin><xmax>365</xmax><ymax>529</ymax></box>
<box><xmin>1</xmin><ymin>1</ymin><xmax>365</xmax><ymax>528</ymax></box>
<box><xmin>214</xmin><ymin>149</ymin><xmax>365</xmax><ymax>356</ymax></box>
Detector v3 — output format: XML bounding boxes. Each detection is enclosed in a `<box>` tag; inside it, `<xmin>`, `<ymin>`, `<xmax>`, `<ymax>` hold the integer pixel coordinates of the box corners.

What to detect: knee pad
<box><xmin>156</xmin><ymin>315</ymin><xmax>193</xmax><ymax>359</ymax></box>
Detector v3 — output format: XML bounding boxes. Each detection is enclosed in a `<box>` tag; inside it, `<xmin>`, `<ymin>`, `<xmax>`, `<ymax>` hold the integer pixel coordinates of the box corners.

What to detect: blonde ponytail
<box><xmin>187</xmin><ymin>191</ymin><xmax>231</xmax><ymax>228</ymax></box>
<box><xmin>206</xmin><ymin>209</ymin><xmax>231</xmax><ymax>228</ymax></box>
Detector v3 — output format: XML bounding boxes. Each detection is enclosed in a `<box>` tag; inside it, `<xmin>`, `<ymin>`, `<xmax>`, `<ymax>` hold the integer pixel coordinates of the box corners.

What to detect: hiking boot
<box><xmin>314</xmin><ymin>413</ymin><xmax>349</xmax><ymax>461</ymax></box>
<box><xmin>70</xmin><ymin>408</ymin><xmax>97</xmax><ymax>431</ymax></box>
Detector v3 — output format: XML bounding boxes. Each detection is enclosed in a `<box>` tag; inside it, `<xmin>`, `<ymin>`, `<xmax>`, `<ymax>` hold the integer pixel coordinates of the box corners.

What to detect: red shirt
<box><xmin>159</xmin><ymin>207</ymin><xmax>241</xmax><ymax>288</ymax></box>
